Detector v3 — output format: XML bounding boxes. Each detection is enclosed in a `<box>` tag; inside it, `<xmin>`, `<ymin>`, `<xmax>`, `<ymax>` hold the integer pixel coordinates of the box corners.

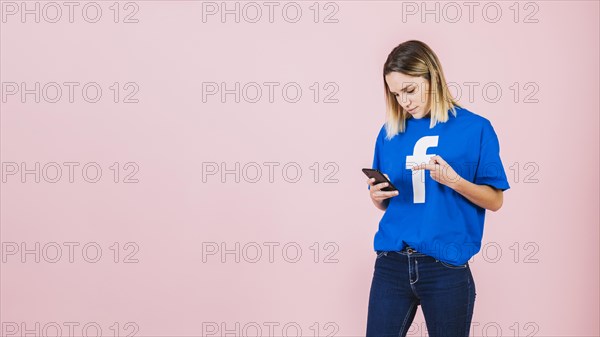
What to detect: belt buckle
<box><xmin>406</xmin><ymin>247</ymin><xmax>416</xmax><ymax>254</ymax></box>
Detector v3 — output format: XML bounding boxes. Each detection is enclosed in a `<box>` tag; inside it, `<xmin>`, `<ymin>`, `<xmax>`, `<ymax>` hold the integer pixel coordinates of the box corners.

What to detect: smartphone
<box><xmin>362</xmin><ymin>168</ymin><xmax>398</xmax><ymax>192</ymax></box>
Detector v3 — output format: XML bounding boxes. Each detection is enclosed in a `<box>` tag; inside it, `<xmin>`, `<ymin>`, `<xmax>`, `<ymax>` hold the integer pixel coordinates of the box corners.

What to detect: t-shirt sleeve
<box><xmin>474</xmin><ymin>120</ymin><xmax>511</xmax><ymax>191</ymax></box>
<box><xmin>368</xmin><ymin>126</ymin><xmax>385</xmax><ymax>191</ymax></box>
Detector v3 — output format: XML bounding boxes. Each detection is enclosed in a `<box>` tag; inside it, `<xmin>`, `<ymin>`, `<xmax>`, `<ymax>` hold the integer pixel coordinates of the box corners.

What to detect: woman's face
<box><xmin>385</xmin><ymin>71</ymin><xmax>431</xmax><ymax>119</ymax></box>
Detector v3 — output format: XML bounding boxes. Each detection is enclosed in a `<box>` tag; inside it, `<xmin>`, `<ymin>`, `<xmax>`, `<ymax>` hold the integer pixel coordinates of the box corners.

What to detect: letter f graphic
<box><xmin>406</xmin><ymin>136</ymin><xmax>439</xmax><ymax>203</ymax></box>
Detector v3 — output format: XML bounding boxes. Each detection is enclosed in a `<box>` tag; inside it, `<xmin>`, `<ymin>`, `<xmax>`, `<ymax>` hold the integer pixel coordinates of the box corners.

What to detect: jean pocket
<box><xmin>438</xmin><ymin>259</ymin><xmax>468</xmax><ymax>269</ymax></box>
<box><xmin>376</xmin><ymin>251</ymin><xmax>388</xmax><ymax>259</ymax></box>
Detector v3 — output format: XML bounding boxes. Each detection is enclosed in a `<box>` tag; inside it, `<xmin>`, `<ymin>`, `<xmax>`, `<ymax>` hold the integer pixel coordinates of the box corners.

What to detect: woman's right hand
<box><xmin>367</xmin><ymin>173</ymin><xmax>399</xmax><ymax>209</ymax></box>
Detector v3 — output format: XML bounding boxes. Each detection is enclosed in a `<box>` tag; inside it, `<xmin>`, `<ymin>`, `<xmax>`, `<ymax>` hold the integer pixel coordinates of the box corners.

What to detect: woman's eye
<box><xmin>407</xmin><ymin>90</ymin><xmax>415</xmax><ymax>94</ymax></box>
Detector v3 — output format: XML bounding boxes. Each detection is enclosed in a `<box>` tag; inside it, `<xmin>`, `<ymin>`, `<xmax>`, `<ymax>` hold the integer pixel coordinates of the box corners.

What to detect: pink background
<box><xmin>1</xmin><ymin>1</ymin><xmax>599</xmax><ymax>336</ymax></box>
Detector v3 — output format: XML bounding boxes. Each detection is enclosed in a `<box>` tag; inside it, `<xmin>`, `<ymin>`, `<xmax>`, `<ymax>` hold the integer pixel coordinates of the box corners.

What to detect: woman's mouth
<box><xmin>407</xmin><ymin>107</ymin><xmax>418</xmax><ymax>113</ymax></box>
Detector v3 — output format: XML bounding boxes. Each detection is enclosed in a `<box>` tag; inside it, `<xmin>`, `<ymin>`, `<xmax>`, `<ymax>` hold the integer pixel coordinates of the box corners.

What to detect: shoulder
<box><xmin>376</xmin><ymin>123</ymin><xmax>387</xmax><ymax>141</ymax></box>
<box><xmin>454</xmin><ymin>105</ymin><xmax>496</xmax><ymax>133</ymax></box>
<box><xmin>454</xmin><ymin>105</ymin><xmax>491</xmax><ymax>126</ymax></box>
<box><xmin>455</xmin><ymin>106</ymin><xmax>501</xmax><ymax>145</ymax></box>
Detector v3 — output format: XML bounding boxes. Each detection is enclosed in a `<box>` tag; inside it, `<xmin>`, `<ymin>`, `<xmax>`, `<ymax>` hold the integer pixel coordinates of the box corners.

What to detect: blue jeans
<box><xmin>366</xmin><ymin>249</ymin><xmax>476</xmax><ymax>337</ymax></box>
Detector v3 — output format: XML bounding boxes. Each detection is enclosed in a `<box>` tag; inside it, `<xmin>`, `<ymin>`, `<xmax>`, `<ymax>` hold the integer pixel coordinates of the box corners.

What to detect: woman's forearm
<box><xmin>450</xmin><ymin>178</ymin><xmax>504</xmax><ymax>212</ymax></box>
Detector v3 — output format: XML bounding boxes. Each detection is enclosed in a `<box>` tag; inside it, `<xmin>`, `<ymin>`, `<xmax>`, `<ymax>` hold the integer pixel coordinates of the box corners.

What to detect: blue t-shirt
<box><xmin>368</xmin><ymin>105</ymin><xmax>510</xmax><ymax>266</ymax></box>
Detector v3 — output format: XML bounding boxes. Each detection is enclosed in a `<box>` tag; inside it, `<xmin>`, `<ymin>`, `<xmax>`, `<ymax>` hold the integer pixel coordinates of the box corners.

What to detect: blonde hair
<box><xmin>383</xmin><ymin>40</ymin><xmax>461</xmax><ymax>140</ymax></box>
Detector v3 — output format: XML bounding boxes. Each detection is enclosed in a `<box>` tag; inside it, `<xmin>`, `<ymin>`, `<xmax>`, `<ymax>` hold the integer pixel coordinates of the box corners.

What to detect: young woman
<box><xmin>365</xmin><ymin>40</ymin><xmax>510</xmax><ymax>337</ymax></box>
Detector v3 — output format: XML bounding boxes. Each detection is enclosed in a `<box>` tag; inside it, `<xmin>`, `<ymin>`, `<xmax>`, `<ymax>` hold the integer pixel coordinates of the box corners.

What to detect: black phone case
<box><xmin>362</xmin><ymin>168</ymin><xmax>398</xmax><ymax>191</ymax></box>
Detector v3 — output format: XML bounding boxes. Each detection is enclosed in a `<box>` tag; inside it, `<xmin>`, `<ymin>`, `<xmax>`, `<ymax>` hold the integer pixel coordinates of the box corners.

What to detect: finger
<box><xmin>375</xmin><ymin>182</ymin><xmax>390</xmax><ymax>190</ymax></box>
<box><xmin>367</xmin><ymin>177</ymin><xmax>375</xmax><ymax>185</ymax></box>
<box><xmin>429</xmin><ymin>164</ymin><xmax>440</xmax><ymax>171</ymax></box>
<box><xmin>412</xmin><ymin>164</ymin><xmax>437</xmax><ymax>171</ymax></box>
<box><xmin>383</xmin><ymin>173</ymin><xmax>390</xmax><ymax>179</ymax></box>
<box><xmin>377</xmin><ymin>190</ymin><xmax>399</xmax><ymax>198</ymax></box>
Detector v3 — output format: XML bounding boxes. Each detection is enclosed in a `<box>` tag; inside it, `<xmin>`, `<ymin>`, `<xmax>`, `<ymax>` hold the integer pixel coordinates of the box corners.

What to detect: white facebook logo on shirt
<box><xmin>406</xmin><ymin>136</ymin><xmax>439</xmax><ymax>203</ymax></box>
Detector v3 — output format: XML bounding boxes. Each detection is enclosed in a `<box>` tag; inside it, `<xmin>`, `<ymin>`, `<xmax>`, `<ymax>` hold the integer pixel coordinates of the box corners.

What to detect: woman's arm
<box><xmin>450</xmin><ymin>179</ymin><xmax>504</xmax><ymax>212</ymax></box>
<box><xmin>412</xmin><ymin>155</ymin><xmax>504</xmax><ymax>212</ymax></box>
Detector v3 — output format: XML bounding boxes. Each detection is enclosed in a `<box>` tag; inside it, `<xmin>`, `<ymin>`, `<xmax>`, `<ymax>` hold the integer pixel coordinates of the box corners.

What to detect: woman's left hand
<box><xmin>411</xmin><ymin>155</ymin><xmax>463</xmax><ymax>189</ymax></box>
